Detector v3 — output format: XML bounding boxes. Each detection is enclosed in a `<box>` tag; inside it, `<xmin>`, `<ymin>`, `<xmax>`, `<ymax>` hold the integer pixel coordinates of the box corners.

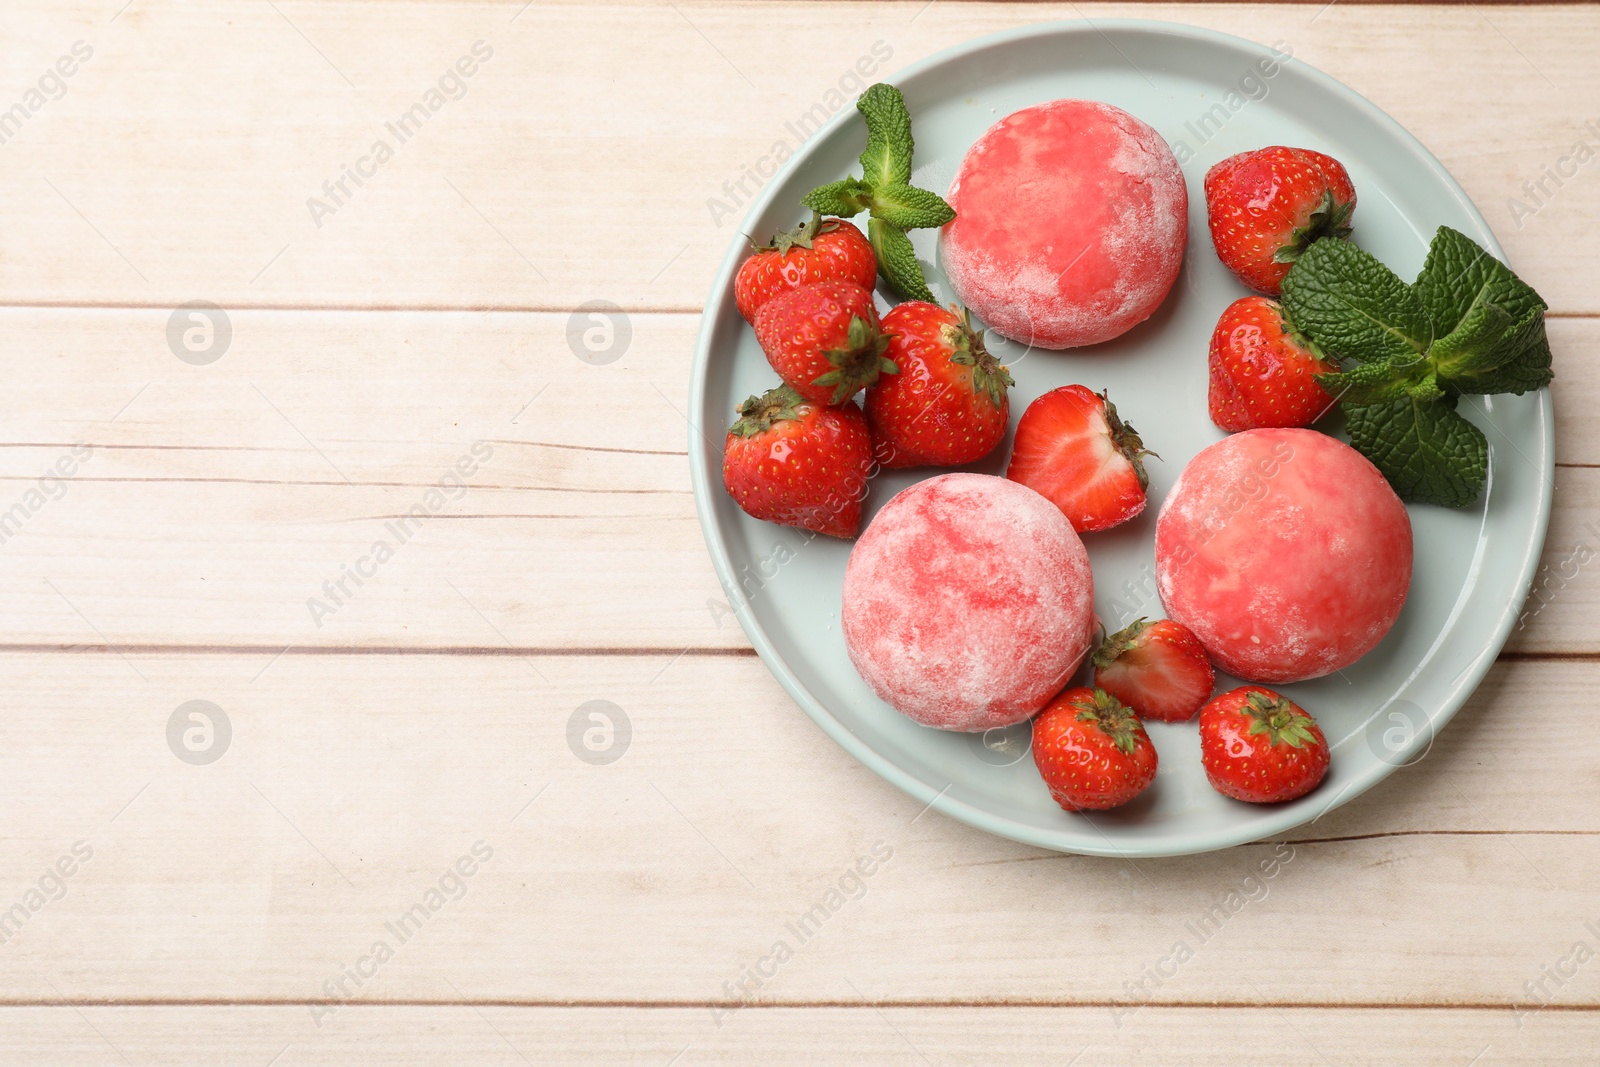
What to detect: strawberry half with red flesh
<box><xmin>1208</xmin><ymin>295</ymin><xmax>1340</xmax><ymax>432</ymax></box>
<box><xmin>1032</xmin><ymin>687</ymin><xmax>1159</xmax><ymax>812</ymax></box>
<box><xmin>735</xmin><ymin>215</ymin><xmax>878</xmax><ymax>324</ymax></box>
<box><xmin>866</xmin><ymin>302</ymin><xmax>1012</xmax><ymax>469</ymax></box>
<box><xmin>1204</xmin><ymin>146</ymin><xmax>1356</xmax><ymax>296</ymax></box>
<box><xmin>722</xmin><ymin>384</ymin><xmax>873</xmax><ymax>538</ymax></box>
<box><xmin>754</xmin><ymin>281</ymin><xmax>895</xmax><ymax>406</ymax></box>
<box><xmin>1005</xmin><ymin>385</ymin><xmax>1153</xmax><ymax>533</ymax></box>
<box><xmin>1198</xmin><ymin>686</ymin><xmax>1330</xmax><ymax>804</ymax></box>
<box><xmin>1092</xmin><ymin>618</ymin><xmax>1215</xmax><ymax>724</ymax></box>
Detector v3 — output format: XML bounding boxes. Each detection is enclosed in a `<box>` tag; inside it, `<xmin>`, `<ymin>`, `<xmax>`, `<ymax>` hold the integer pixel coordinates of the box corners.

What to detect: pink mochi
<box><xmin>1154</xmin><ymin>429</ymin><xmax>1414</xmax><ymax>684</ymax></box>
<box><xmin>842</xmin><ymin>474</ymin><xmax>1096</xmax><ymax>732</ymax></box>
<box><xmin>940</xmin><ymin>99</ymin><xmax>1188</xmax><ymax>350</ymax></box>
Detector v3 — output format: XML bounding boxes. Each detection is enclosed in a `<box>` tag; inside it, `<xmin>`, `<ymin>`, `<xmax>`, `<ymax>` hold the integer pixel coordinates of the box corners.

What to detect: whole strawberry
<box><xmin>1199</xmin><ymin>686</ymin><xmax>1330</xmax><ymax>804</ymax></box>
<box><xmin>722</xmin><ymin>385</ymin><xmax>872</xmax><ymax>538</ymax></box>
<box><xmin>1005</xmin><ymin>385</ymin><xmax>1153</xmax><ymax>533</ymax></box>
<box><xmin>865</xmin><ymin>302</ymin><xmax>1012</xmax><ymax>469</ymax></box>
<box><xmin>1205</xmin><ymin>146</ymin><xmax>1356</xmax><ymax>295</ymax></box>
<box><xmin>735</xmin><ymin>215</ymin><xmax>877</xmax><ymax>324</ymax></box>
<box><xmin>1092</xmin><ymin>618</ymin><xmax>1214</xmax><ymax>723</ymax></box>
<box><xmin>1208</xmin><ymin>295</ymin><xmax>1339</xmax><ymax>432</ymax></box>
<box><xmin>754</xmin><ymin>281</ymin><xmax>895</xmax><ymax>406</ymax></box>
<box><xmin>1032</xmin><ymin>687</ymin><xmax>1158</xmax><ymax>812</ymax></box>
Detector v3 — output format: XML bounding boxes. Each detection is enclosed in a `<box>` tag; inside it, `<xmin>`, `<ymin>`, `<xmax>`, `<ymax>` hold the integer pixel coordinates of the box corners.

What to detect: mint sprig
<box><xmin>1282</xmin><ymin>227</ymin><xmax>1552</xmax><ymax>509</ymax></box>
<box><xmin>801</xmin><ymin>83</ymin><xmax>954</xmax><ymax>301</ymax></box>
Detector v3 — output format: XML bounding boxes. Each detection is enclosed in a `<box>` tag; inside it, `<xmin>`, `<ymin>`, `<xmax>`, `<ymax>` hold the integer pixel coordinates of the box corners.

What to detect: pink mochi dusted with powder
<box><xmin>842</xmin><ymin>474</ymin><xmax>1095</xmax><ymax>732</ymax></box>
<box><xmin>940</xmin><ymin>99</ymin><xmax>1189</xmax><ymax>350</ymax></box>
<box><xmin>1154</xmin><ymin>429</ymin><xmax>1413</xmax><ymax>684</ymax></box>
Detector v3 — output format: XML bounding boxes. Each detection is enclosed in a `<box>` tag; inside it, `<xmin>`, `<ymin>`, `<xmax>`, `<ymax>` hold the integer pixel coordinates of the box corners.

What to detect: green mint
<box><xmin>1281</xmin><ymin>227</ymin><xmax>1552</xmax><ymax>509</ymax></box>
<box><xmin>800</xmin><ymin>83</ymin><xmax>954</xmax><ymax>301</ymax></box>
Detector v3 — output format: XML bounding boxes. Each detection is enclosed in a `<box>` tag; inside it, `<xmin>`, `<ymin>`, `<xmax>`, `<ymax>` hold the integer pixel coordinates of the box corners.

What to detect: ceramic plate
<box><xmin>688</xmin><ymin>20</ymin><xmax>1553</xmax><ymax>857</ymax></box>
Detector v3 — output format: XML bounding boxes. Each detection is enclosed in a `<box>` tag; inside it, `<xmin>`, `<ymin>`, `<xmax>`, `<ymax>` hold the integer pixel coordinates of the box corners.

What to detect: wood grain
<box><xmin>0</xmin><ymin>652</ymin><xmax>1593</xmax><ymax>1005</ymax></box>
<box><xmin>0</xmin><ymin>1004</ymin><xmax>1595</xmax><ymax>1066</ymax></box>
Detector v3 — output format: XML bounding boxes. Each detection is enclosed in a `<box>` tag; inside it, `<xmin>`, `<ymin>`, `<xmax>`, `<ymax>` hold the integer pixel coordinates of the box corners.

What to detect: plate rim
<box><xmin>687</xmin><ymin>17</ymin><xmax>1555</xmax><ymax>858</ymax></box>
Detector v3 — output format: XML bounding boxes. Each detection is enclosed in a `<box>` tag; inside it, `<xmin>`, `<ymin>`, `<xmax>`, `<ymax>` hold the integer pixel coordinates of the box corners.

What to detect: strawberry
<box><xmin>1004</xmin><ymin>386</ymin><xmax>1153</xmax><ymax>533</ymax></box>
<box><xmin>1204</xmin><ymin>146</ymin><xmax>1356</xmax><ymax>296</ymax></box>
<box><xmin>865</xmin><ymin>302</ymin><xmax>1012</xmax><ymax>468</ymax></box>
<box><xmin>721</xmin><ymin>385</ymin><xmax>872</xmax><ymax>538</ymax></box>
<box><xmin>754</xmin><ymin>281</ymin><xmax>895</xmax><ymax>406</ymax></box>
<box><xmin>1032</xmin><ymin>687</ymin><xmax>1158</xmax><ymax>812</ymax></box>
<box><xmin>735</xmin><ymin>215</ymin><xmax>877</xmax><ymax>324</ymax></box>
<box><xmin>1198</xmin><ymin>686</ymin><xmax>1330</xmax><ymax>804</ymax></box>
<box><xmin>1208</xmin><ymin>295</ymin><xmax>1340</xmax><ymax>432</ymax></box>
<box><xmin>1091</xmin><ymin>618</ymin><xmax>1214</xmax><ymax>723</ymax></box>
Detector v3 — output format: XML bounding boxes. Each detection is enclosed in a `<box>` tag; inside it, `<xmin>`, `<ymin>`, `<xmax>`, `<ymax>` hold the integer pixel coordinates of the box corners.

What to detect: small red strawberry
<box><xmin>722</xmin><ymin>385</ymin><xmax>872</xmax><ymax>538</ymax></box>
<box><xmin>1198</xmin><ymin>686</ymin><xmax>1330</xmax><ymax>804</ymax></box>
<box><xmin>1091</xmin><ymin>618</ymin><xmax>1214</xmax><ymax>723</ymax></box>
<box><xmin>1208</xmin><ymin>295</ymin><xmax>1339</xmax><ymax>432</ymax></box>
<box><xmin>1005</xmin><ymin>386</ymin><xmax>1153</xmax><ymax>533</ymax></box>
<box><xmin>865</xmin><ymin>302</ymin><xmax>1012</xmax><ymax>469</ymax></box>
<box><xmin>735</xmin><ymin>215</ymin><xmax>877</xmax><ymax>324</ymax></box>
<box><xmin>1032</xmin><ymin>687</ymin><xmax>1159</xmax><ymax>812</ymax></box>
<box><xmin>1204</xmin><ymin>146</ymin><xmax>1356</xmax><ymax>295</ymax></box>
<box><xmin>754</xmin><ymin>281</ymin><xmax>895</xmax><ymax>406</ymax></box>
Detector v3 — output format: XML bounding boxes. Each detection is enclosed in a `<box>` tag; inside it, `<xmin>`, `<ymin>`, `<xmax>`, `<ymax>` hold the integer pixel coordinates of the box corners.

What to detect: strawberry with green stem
<box><xmin>1198</xmin><ymin>686</ymin><xmax>1330</xmax><ymax>803</ymax></box>
<box><xmin>866</xmin><ymin>302</ymin><xmax>1012</xmax><ymax>468</ymax></box>
<box><xmin>1032</xmin><ymin>686</ymin><xmax>1159</xmax><ymax>812</ymax></box>
<box><xmin>721</xmin><ymin>384</ymin><xmax>873</xmax><ymax>538</ymax></box>
<box><xmin>753</xmin><ymin>280</ymin><xmax>895</xmax><ymax>405</ymax></box>
<box><xmin>801</xmin><ymin>83</ymin><xmax>954</xmax><ymax>302</ymax></box>
<box><xmin>734</xmin><ymin>213</ymin><xmax>877</xmax><ymax>324</ymax></box>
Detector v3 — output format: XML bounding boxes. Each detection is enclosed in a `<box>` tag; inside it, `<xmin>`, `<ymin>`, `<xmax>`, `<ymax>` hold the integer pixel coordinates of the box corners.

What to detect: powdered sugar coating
<box><xmin>842</xmin><ymin>474</ymin><xmax>1096</xmax><ymax>731</ymax></box>
<box><xmin>1154</xmin><ymin>429</ymin><xmax>1413</xmax><ymax>683</ymax></box>
<box><xmin>940</xmin><ymin>99</ymin><xmax>1188</xmax><ymax>350</ymax></box>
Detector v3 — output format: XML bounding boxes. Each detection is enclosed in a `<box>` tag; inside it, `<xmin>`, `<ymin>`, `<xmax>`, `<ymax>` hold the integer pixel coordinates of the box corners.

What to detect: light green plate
<box><xmin>689</xmin><ymin>20</ymin><xmax>1553</xmax><ymax>857</ymax></box>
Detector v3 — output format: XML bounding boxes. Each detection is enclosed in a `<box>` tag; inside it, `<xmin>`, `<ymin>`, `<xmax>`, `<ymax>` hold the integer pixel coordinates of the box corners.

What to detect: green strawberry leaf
<box><xmin>1412</xmin><ymin>225</ymin><xmax>1546</xmax><ymax>340</ymax></box>
<box><xmin>869</xmin><ymin>183</ymin><xmax>955</xmax><ymax>231</ymax></box>
<box><xmin>1342</xmin><ymin>396</ymin><xmax>1488</xmax><ymax>508</ymax></box>
<box><xmin>1281</xmin><ymin>238</ymin><xmax>1434</xmax><ymax>364</ymax></box>
<box><xmin>856</xmin><ymin>83</ymin><xmax>915</xmax><ymax>189</ymax></box>
<box><xmin>869</xmin><ymin>217</ymin><xmax>934</xmax><ymax>302</ymax></box>
<box><xmin>801</xmin><ymin>178</ymin><xmax>873</xmax><ymax>219</ymax></box>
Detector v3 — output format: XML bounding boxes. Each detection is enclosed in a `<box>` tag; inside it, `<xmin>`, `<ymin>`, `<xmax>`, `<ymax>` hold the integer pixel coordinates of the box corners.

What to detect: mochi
<box><xmin>940</xmin><ymin>99</ymin><xmax>1188</xmax><ymax>350</ymax></box>
<box><xmin>842</xmin><ymin>474</ymin><xmax>1095</xmax><ymax>732</ymax></box>
<box><xmin>1154</xmin><ymin>429</ymin><xmax>1413</xmax><ymax>683</ymax></box>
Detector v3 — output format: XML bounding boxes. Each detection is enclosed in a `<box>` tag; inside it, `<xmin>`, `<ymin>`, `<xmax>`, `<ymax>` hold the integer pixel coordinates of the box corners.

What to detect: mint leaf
<box><xmin>1316</xmin><ymin>357</ymin><xmax>1437</xmax><ymax>406</ymax></box>
<box><xmin>801</xmin><ymin>178</ymin><xmax>873</xmax><ymax>219</ymax></box>
<box><xmin>869</xmin><ymin>218</ymin><xmax>933</xmax><ymax>302</ymax></box>
<box><xmin>1428</xmin><ymin>300</ymin><xmax>1516</xmax><ymax>380</ymax></box>
<box><xmin>1412</xmin><ymin>225</ymin><xmax>1545</xmax><ymax>338</ymax></box>
<box><xmin>869</xmin><ymin>183</ymin><xmax>955</xmax><ymax>230</ymax></box>
<box><xmin>857</xmin><ymin>83</ymin><xmax>914</xmax><ymax>189</ymax></box>
<box><xmin>1443</xmin><ymin>304</ymin><xmax>1553</xmax><ymax>396</ymax></box>
<box><xmin>1281</xmin><ymin>239</ymin><xmax>1433</xmax><ymax>364</ymax></box>
<box><xmin>1343</xmin><ymin>396</ymin><xmax>1488</xmax><ymax>508</ymax></box>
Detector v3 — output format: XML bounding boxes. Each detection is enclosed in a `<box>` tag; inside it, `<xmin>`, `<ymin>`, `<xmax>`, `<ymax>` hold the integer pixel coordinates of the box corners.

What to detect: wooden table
<box><xmin>0</xmin><ymin>1</ymin><xmax>1595</xmax><ymax>1062</ymax></box>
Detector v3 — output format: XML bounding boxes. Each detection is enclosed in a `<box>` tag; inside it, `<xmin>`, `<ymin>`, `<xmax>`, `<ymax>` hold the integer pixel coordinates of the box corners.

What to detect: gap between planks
<box><xmin>0</xmin><ymin>997</ymin><xmax>1592</xmax><ymax>1011</ymax></box>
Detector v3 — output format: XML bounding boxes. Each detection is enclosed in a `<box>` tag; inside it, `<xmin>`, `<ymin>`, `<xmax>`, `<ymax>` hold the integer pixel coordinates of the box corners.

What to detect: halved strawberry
<box><xmin>1092</xmin><ymin>618</ymin><xmax>1215</xmax><ymax>723</ymax></box>
<box><xmin>1004</xmin><ymin>386</ymin><xmax>1153</xmax><ymax>533</ymax></box>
